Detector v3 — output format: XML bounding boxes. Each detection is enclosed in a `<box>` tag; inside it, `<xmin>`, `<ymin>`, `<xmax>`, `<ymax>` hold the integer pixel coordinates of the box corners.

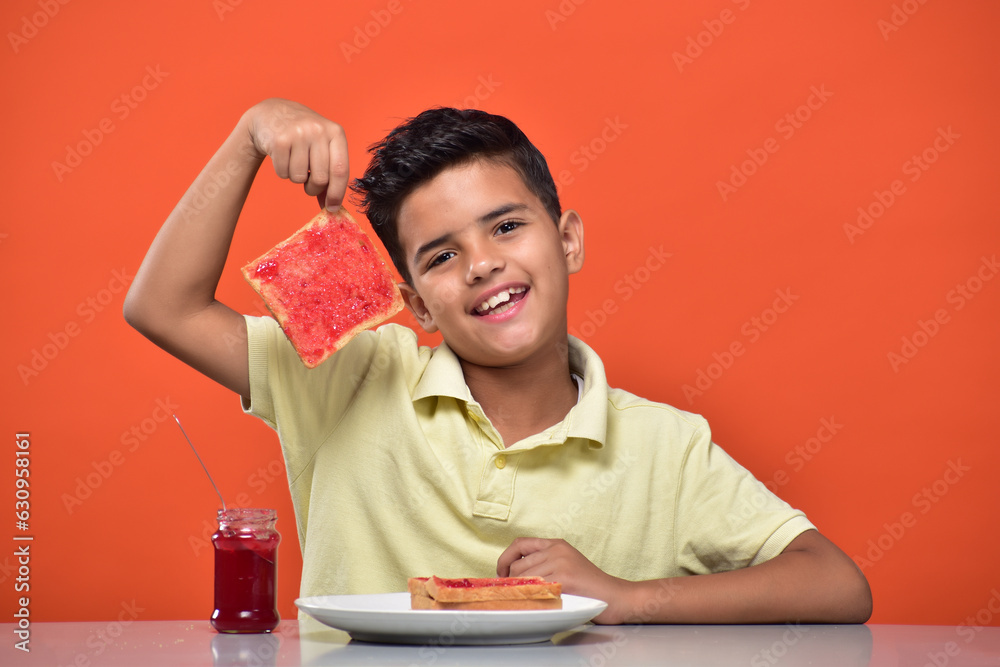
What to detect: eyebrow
<box><xmin>411</xmin><ymin>202</ymin><xmax>530</xmax><ymax>267</ymax></box>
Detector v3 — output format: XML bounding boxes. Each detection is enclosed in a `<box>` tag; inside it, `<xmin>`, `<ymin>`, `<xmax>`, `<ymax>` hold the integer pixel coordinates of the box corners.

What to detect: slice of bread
<box><xmin>242</xmin><ymin>208</ymin><xmax>404</xmax><ymax>368</ymax></box>
<box><xmin>408</xmin><ymin>576</ymin><xmax>563</xmax><ymax>610</ymax></box>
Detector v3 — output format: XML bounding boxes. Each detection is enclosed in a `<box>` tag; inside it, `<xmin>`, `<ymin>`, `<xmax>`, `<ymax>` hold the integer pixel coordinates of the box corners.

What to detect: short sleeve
<box><xmin>673</xmin><ymin>426</ymin><xmax>815</xmax><ymax>574</ymax></box>
<box><xmin>242</xmin><ymin>315</ymin><xmax>280</xmax><ymax>427</ymax></box>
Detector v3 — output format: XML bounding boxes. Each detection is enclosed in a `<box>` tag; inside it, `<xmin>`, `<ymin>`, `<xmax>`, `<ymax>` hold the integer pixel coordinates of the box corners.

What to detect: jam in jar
<box><xmin>211</xmin><ymin>508</ymin><xmax>280</xmax><ymax>633</ymax></box>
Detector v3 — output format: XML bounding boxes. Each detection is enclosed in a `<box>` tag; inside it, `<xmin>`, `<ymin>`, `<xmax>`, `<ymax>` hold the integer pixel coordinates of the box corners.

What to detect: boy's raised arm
<box><xmin>123</xmin><ymin>99</ymin><xmax>349</xmax><ymax>399</ymax></box>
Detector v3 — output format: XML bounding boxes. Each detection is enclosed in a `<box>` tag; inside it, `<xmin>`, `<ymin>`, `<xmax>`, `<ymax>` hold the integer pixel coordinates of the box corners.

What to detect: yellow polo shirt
<box><xmin>244</xmin><ymin>317</ymin><xmax>814</xmax><ymax>603</ymax></box>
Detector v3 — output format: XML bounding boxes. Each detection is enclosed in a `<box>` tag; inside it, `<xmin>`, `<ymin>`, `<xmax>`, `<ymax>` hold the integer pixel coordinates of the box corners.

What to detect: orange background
<box><xmin>2</xmin><ymin>0</ymin><xmax>998</xmax><ymax>627</ymax></box>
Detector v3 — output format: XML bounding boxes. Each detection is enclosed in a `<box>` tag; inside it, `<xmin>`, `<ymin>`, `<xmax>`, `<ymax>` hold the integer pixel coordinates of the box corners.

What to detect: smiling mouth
<box><xmin>473</xmin><ymin>286</ymin><xmax>527</xmax><ymax>316</ymax></box>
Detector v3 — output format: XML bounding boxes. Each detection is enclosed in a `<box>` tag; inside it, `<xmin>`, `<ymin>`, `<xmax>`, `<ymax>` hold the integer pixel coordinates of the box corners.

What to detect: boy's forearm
<box><xmin>613</xmin><ymin>531</ymin><xmax>872</xmax><ymax>625</ymax></box>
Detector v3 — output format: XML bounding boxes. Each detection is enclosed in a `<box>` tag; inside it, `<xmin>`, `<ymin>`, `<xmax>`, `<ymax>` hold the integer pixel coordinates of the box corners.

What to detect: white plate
<box><xmin>295</xmin><ymin>592</ymin><xmax>607</xmax><ymax>645</ymax></box>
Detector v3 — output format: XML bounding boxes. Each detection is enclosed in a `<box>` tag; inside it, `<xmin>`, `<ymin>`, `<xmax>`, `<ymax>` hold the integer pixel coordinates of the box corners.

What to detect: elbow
<box><xmin>795</xmin><ymin>530</ymin><xmax>874</xmax><ymax>624</ymax></box>
<box><xmin>122</xmin><ymin>287</ymin><xmax>145</xmax><ymax>333</ymax></box>
<box><xmin>122</xmin><ymin>292</ymin><xmax>139</xmax><ymax>329</ymax></box>
<box><xmin>122</xmin><ymin>282</ymin><xmax>158</xmax><ymax>340</ymax></box>
<box><xmin>827</xmin><ymin>560</ymin><xmax>873</xmax><ymax>624</ymax></box>
<box><xmin>845</xmin><ymin>569</ymin><xmax>874</xmax><ymax>624</ymax></box>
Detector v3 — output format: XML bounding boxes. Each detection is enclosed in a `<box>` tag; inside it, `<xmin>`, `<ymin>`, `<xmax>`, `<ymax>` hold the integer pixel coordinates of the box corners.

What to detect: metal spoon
<box><xmin>172</xmin><ymin>413</ymin><xmax>227</xmax><ymax>511</ymax></box>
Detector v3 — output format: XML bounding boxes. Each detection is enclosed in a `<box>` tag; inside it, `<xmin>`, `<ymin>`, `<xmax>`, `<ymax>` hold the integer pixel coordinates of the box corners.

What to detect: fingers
<box><xmin>287</xmin><ymin>141</ymin><xmax>310</xmax><ymax>185</ymax></box>
<box><xmin>496</xmin><ymin>537</ymin><xmax>555</xmax><ymax>576</ymax></box>
<box><xmin>300</xmin><ymin>136</ymin><xmax>349</xmax><ymax>211</ymax></box>
<box><xmin>269</xmin><ymin>137</ymin><xmax>292</xmax><ymax>181</ymax></box>
<box><xmin>508</xmin><ymin>551</ymin><xmax>551</xmax><ymax>578</ymax></box>
<box><xmin>249</xmin><ymin>100</ymin><xmax>348</xmax><ymax>210</ymax></box>
<box><xmin>324</xmin><ymin>144</ymin><xmax>349</xmax><ymax>211</ymax></box>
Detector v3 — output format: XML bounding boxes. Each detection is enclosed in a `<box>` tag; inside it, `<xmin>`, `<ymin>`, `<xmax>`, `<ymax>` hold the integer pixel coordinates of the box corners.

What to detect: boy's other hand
<box><xmin>497</xmin><ymin>537</ymin><xmax>631</xmax><ymax>624</ymax></box>
<box><xmin>245</xmin><ymin>98</ymin><xmax>349</xmax><ymax>211</ymax></box>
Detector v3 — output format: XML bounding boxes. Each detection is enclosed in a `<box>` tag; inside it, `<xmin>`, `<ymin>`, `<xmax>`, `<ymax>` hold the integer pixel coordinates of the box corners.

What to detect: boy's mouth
<box><xmin>473</xmin><ymin>286</ymin><xmax>528</xmax><ymax>316</ymax></box>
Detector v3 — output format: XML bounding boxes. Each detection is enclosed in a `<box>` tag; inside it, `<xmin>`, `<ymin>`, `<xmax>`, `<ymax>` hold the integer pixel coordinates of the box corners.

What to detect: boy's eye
<box><xmin>428</xmin><ymin>251</ymin><xmax>454</xmax><ymax>268</ymax></box>
<box><xmin>496</xmin><ymin>221</ymin><xmax>522</xmax><ymax>235</ymax></box>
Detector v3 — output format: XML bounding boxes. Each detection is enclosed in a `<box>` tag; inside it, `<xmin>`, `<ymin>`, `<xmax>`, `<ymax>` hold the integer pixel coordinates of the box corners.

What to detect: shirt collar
<box><xmin>412</xmin><ymin>340</ymin><xmax>473</xmax><ymax>403</ymax></box>
<box><xmin>565</xmin><ymin>336</ymin><xmax>608</xmax><ymax>449</ymax></box>
<box><xmin>411</xmin><ymin>336</ymin><xmax>608</xmax><ymax>449</ymax></box>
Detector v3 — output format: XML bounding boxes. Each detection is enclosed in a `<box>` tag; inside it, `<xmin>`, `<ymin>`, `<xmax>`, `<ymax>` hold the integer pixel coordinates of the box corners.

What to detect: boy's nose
<box><xmin>465</xmin><ymin>241</ymin><xmax>505</xmax><ymax>283</ymax></box>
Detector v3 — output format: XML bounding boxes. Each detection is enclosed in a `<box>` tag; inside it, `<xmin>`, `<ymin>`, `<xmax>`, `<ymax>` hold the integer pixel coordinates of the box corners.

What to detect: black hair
<box><xmin>350</xmin><ymin>108</ymin><xmax>561</xmax><ymax>284</ymax></box>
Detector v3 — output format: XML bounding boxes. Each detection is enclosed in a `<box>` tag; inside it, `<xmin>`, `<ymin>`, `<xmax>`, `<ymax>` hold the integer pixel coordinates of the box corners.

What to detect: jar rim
<box><xmin>216</xmin><ymin>508</ymin><xmax>277</xmax><ymax>520</ymax></box>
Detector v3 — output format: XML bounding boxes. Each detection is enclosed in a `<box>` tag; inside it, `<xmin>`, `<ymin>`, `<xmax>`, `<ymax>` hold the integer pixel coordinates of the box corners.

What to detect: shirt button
<box><xmin>495</xmin><ymin>455</ymin><xmax>507</xmax><ymax>469</ymax></box>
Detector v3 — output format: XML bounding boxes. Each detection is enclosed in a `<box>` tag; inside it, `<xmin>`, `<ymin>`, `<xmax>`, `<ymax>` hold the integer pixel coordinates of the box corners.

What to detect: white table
<box><xmin>2</xmin><ymin>620</ymin><xmax>998</xmax><ymax>666</ymax></box>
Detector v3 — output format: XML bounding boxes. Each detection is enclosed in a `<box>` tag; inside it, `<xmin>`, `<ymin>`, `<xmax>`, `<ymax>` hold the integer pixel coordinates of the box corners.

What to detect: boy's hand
<box><xmin>497</xmin><ymin>537</ymin><xmax>632</xmax><ymax>624</ymax></box>
<box><xmin>244</xmin><ymin>98</ymin><xmax>350</xmax><ymax>211</ymax></box>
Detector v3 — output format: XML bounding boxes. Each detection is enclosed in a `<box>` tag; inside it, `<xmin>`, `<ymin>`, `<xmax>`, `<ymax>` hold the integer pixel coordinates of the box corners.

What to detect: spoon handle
<box><xmin>172</xmin><ymin>414</ymin><xmax>227</xmax><ymax>511</ymax></box>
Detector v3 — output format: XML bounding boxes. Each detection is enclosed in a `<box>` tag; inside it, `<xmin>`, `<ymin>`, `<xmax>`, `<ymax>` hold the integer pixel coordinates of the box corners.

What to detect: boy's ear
<box><xmin>398</xmin><ymin>282</ymin><xmax>440</xmax><ymax>334</ymax></box>
<box><xmin>559</xmin><ymin>209</ymin><xmax>584</xmax><ymax>275</ymax></box>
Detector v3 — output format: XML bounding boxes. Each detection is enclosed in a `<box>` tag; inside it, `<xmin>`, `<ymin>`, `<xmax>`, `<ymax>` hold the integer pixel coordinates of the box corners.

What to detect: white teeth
<box><xmin>487</xmin><ymin>291</ymin><xmax>511</xmax><ymax>309</ymax></box>
<box><xmin>476</xmin><ymin>287</ymin><xmax>526</xmax><ymax>314</ymax></box>
<box><xmin>492</xmin><ymin>301</ymin><xmax>515</xmax><ymax>315</ymax></box>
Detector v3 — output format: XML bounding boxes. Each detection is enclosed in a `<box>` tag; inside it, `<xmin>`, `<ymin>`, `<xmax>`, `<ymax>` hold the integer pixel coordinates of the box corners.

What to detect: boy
<box><xmin>124</xmin><ymin>98</ymin><xmax>872</xmax><ymax>624</ymax></box>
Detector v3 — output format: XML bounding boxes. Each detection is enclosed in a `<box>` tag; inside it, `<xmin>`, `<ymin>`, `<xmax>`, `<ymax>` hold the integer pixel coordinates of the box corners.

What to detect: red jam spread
<box><xmin>251</xmin><ymin>214</ymin><xmax>398</xmax><ymax>367</ymax></box>
<box><xmin>434</xmin><ymin>577</ymin><xmax>545</xmax><ymax>588</ymax></box>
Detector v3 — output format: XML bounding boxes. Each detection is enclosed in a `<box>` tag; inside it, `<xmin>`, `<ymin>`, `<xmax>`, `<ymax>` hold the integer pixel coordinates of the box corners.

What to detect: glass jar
<box><xmin>211</xmin><ymin>508</ymin><xmax>280</xmax><ymax>633</ymax></box>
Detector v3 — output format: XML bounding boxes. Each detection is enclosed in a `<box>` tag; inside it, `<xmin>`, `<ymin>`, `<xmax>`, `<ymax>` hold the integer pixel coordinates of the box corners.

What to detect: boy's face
<box><xmin>396</xmin><ymin>160</ymin><xmax>584</xmax><ymax>369</ymax></box>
